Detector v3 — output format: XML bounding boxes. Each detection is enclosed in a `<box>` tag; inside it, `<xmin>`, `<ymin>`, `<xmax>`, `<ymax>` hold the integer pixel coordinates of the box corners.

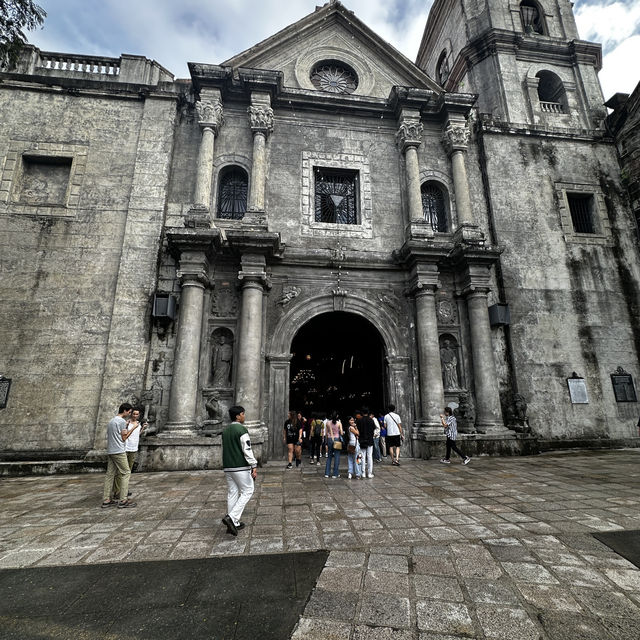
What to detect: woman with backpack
<box><xmin>283</xmin><ymin>411</ymin><xmax>302</xmax><ymax>469</ymax></box>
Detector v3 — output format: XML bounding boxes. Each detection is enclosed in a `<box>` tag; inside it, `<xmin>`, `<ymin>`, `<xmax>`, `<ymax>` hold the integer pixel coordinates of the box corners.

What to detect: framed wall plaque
<box><xmin>611</xmin><ymin>367</ymin><xmax>637</xmax><ymax>402</ymax></box>
<box><xmin>567</xmin><ymin>374</ymin><xmax>588</xmax><ymax>404</ymax></box>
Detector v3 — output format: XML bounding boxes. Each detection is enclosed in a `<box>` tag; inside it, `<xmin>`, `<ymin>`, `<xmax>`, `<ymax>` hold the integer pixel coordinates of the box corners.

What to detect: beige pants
<box><xmin>112</xmin><ymin>451</ymin><xmax>136</xmax><ymax>498</ymax></box>
<box><xmin>103</xmin><ymin>453</ymin><xmax>131</xmax><ymax>501</ymax></box>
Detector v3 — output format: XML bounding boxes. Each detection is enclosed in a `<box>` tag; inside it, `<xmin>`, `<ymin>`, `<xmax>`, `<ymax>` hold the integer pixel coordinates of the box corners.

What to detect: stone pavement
<box><xmin>2</xmin><ymin>449</ymin><xmax>640</xmax><ymax>639</ymax></box>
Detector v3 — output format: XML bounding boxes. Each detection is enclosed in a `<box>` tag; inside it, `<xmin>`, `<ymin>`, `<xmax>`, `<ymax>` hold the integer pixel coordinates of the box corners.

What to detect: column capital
<box><xmin>238</xmin><ymin>252</ymin><xmax>271</xmax><ymax>290</ymax></box>
<box><xmin>442</xmin><ymin>120</ymin><xmax>470</xmax><ymax>155</ymax></box>
<box><xmin>176</xmin><ymin>250</ymin><xmax>210</xmax><ymax>287</ymax></box>
<box><xmin>248</xmin><ymin>104</ymin><xmax>274</xmax><ymax>137</ymax></box>
<box><xmin>196</xmin><ymin>97</ymin><xmax>224</xmax><ymax>133</ymax></box>
<box><xmin>396</xmin><ymin>120</ymin><xmax>424</xmax><ymax>153</ymax></box>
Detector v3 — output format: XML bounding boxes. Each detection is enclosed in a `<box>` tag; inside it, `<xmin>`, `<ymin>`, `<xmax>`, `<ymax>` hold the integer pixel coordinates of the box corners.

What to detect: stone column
<box><xmin>443</xmin><ymin>118</ymin><xmax>485</xmax><ymax>244</ymax></box>
<box><xmin>248</xmin><ymin>93</ymin><xmax>274</xmax><ymax>214</ymax></box>
<box><xmin>415</xmin><ymin>287</ymin><xmax>445</xmax><ymax>428</ymax></box>
<box><xmin>192</xmin><ymin>90</ymin><xmax>224</xmax><ymax>212</ymax></box>
<box><xmin>235</xmin><ymin>253</ymin><xmax>269</xmax><ymax>426</ymax></box>
<box><xmin>396</xmin><ymin>111</ymin><xmax>427</xmax><ymax>231</ymax></box>
<box><xmin>164</xmin><ymin>251</ymin><xmax>210</xmax><ymax>436</ymax></box>
<box><xmin>465</xmin><ymin>289</ymin><xmax>507</xmax><ymax>434</ymax></box>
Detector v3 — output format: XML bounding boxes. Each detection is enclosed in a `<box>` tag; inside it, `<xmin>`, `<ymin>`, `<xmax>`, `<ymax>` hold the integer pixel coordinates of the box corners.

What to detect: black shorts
<box><xmin>286</xmin><ymin>436</ymin><xmax>298</xmax><ymax>445</ymax></box>
<box><xmin>386</xmin><ymin>434</ymin><xmax>401</xmax><ymax>448</ymax></box>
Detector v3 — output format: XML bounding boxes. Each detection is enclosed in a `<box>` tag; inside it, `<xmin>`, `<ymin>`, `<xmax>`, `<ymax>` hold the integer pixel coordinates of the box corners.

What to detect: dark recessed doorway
<box><xmin>289</xmin><ymin>311</ymin><xmax>385</xmax><ymax>420</ymax></box>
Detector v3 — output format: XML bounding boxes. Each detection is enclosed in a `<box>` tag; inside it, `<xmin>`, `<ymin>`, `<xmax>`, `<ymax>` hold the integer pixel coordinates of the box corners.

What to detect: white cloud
<box><xmin>599</xmin><ymin>34</ymin><xmax>640</xmax><ymax>97</ymax></box>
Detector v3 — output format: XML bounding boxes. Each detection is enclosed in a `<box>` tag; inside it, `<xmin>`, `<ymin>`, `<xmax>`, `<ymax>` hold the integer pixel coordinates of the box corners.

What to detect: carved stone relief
<box><xmin>439</xmin><ymin>334</ymin><xmax>460</xmax><ymax>390</ymax></box>
<box><xmin>210</xmin><ymin>327</ymin><xmax>234</xmax><ymax>388</ymax></box>
<box><xmin>211</xmin><ymin>285</ymin><xmax>238</xmax><ymax>317</ymax></box>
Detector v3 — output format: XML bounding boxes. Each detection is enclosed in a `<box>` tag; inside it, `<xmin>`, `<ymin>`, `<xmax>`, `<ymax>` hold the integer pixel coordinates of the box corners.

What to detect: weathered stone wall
<box><xmin>481</xmin><ymin>129</ymin><xmax>640</xmax><ymax>438</ymax></box>
<box><xmin>0</xmin><ymin>87</ymin><xmax>146</xmax><ymax>453</ymax></box>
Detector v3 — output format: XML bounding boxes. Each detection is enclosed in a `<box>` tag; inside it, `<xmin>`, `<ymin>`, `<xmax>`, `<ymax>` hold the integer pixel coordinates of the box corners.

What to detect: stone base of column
<box><xmin>475</xmin><ymin>422</ymin><xmax>515</xmax><ymax>436</ymax></box>
<box><xmin>241</xmin><ymin>209</ymin><xmax>268</xmax><ymax>229</ymax></box>
<box><xmin>412</xmin><ymin>420</ymin><xmax>444</xmax><ymax>439</ymax></box>
<box><xmin>453</xmin><ymin>223</ymin><xmax>486</xmax><ymax>246</ymax></box>
<box><xmin>412</xmin><ymin>433</ymin><xmax>539</xmax><ymax>460</ymax></box>
<box><xmin>407</xmin><ymin>220</ymin><xmax>435</xmax><ymax>240</ymax></box>
<box><xmin>138</xmin><ymin>437</ymin><xmax>221</xmax><ymax>471</ymax></box>
<box><xmin>159</xmin><ymin>421</ymin><xmax>200</xmax><ymax>438</ymax></box>
<box><xmin>184</xmin><ymin>204</ymin><xmax>212</xmax><ymax>228</ymax></box>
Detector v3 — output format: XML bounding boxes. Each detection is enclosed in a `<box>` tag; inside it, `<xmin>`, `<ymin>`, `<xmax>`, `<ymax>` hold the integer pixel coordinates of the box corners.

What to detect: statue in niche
<box><xmin>211</xmin><ymin>330</ymin><xmax>233</xmax><ymax>388</ymax></box>
<box><xmin>440</xmin><ymin>338</ymin><xmax>459</xmax><ymax>389</ymax></box>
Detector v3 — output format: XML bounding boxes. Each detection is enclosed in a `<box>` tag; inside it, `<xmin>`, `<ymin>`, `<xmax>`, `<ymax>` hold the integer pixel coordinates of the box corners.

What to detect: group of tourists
<box><xmin>283</xmin><ymin>404</ymin><xmax>405</xmax><ymax>479</ymax></box>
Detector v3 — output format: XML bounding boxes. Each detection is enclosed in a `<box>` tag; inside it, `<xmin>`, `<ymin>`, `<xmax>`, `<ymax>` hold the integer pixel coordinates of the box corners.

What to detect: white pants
<box><xmin>361</xmin><ymin>445</ymin><xmax>374</xmax><ymax>476</ymax></box>
<box><xmin>226</xmin><ymin>470</ymin><xmax>254</xmax><ymax>526</ymax></box>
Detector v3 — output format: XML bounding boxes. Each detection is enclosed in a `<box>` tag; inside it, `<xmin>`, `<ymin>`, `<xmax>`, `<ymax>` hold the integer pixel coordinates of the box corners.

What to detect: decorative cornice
<box><xmin>248</xmin><ymin>104</ymin><xmax>274</xmax><ymax>136</ymax></box>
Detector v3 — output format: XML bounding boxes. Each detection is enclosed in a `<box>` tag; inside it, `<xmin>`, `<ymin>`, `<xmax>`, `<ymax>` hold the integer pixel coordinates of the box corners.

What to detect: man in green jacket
<box><xmin>221</xmin><ymin>405</ymin><xmax>258</xmax><ymax>536</ymax></box>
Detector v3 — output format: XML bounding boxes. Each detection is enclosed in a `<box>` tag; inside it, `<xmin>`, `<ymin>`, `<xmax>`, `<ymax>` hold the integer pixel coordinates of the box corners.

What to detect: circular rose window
<box><xmin>310</xmin><ymin>60</ymin><xmax>358</xmax><ymax>94</ymax></box>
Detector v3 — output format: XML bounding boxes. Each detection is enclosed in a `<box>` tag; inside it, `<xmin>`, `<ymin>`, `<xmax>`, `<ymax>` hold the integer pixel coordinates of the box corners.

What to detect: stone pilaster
<box><xmin>396</xmin><ymin>109</ymin><xmax>426</xmax><ymax>231</ymax></box>
<box><xmin>190</xmin><ymin>89</ymin><xmax>224</xmax><ymax>220</ymax></box>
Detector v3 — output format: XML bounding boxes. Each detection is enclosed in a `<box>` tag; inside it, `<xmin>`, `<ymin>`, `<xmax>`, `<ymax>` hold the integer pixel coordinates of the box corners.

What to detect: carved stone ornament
<box><xmin>277</xmin><ymin>286</ymin><xmax>301</xmax><ymax>306</ymax></box>
<box><xmin>176</xmin><ymin>267</ymin><xmax>209</xmax><ymax>287</ymax></box>
<box><xmin>211</xmin><ymin>286</ymin><xmax>238</xmax><ymax>317</ymax></box>
<box><xmin>196</xmin><ymin>99</ymin><xmax>224</xmax><ymax>132</ymax></box>
<box><xmin>443</xmin><ymin>121</ymin><xmax>470</xmax><ymax>154</ymax></box>
<box><xmin>395</xmin><ymin>120</ymin><xmax>424</xmax><ymax>151</ymax></box>
<box><xmin>437</xmin><ymin>299</ymin><xmax>458</xmax><ymax>325</ymax></box>
<box><xmin>376</xmin><ymin>292</ymin><xmax>398</xmax><ymax>313</ymax></box>
<box><xmin>248</xmin><ymin>105</ymin><xmax>275</xmax><ymax>136</ymax></box>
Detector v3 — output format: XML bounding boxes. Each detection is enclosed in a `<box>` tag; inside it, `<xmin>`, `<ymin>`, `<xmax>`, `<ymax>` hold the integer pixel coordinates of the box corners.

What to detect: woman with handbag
<box><xmin>346</xmin><ymin>416</ymin><xmax>362</xmax><ymax>479</ymax></box>
<box><xmin>324</xmin><ymin>412</ymin><xmax>343</xmax><ymax>478</ymax></box>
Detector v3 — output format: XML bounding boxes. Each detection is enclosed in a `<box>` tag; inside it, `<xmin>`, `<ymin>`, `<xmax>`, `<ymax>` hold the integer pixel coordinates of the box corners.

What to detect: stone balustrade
<box><xmin>38</xmin><ymin>52</ymin><xmax>120</xmax><ymax>76</ymax></box>
<box><xmin>540</xmin><ymin>101</ymin><xmax>565</xmax><ymax>113</ymax></box>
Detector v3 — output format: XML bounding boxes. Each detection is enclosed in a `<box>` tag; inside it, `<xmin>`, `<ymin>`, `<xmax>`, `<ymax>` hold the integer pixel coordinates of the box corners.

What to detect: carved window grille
<box><xmin>520</xmin><ymin>0</ymin><xmax>545</xmax><ymax>35</ymax></box>
<box><xmin>567</xmin><ymin>193</ymin><xmax>596</xmax><ymax>234</ymax></box>
<box><xmin>421</xmin><ymin>182</ymin><xmax>448</xmax><ymax>232</ymax></box>
<box><xmin>314</xmin><ymin>168</ymin><xmax>358</xmax><ymax>225</ymax></box>
<box><xmin>217</xmin><ymin>166</ymin><xmax>247</xmax><ymax>219</ymax></box>
<box><xmin>310</xmin><ymin>60</ymin><xmax>358</xmax><ymax>95</ymax></box>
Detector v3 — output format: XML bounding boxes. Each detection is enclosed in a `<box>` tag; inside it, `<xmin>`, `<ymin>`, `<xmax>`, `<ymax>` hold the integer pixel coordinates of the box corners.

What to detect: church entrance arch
<box><xmin>289</xmin><ymin>311</ymin><xmax>385</xmax><ymax>422</ymax></box>
<box><xmin>266</xmin><ymin>294</ymin><xmax>408</xmax><ymax>461</ymax></box>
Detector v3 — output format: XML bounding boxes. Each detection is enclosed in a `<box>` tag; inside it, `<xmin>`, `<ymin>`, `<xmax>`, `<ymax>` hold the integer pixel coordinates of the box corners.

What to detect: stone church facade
<box><xmin>1</xmin><ymin>0</ymin><xmax>639</xmax><ymax>470</ymax></box>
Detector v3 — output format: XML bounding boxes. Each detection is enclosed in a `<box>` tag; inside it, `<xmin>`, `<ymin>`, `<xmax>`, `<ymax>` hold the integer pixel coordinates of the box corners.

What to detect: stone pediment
<box><xmin>222</xmin><ymin>1</ymin><xmax>440</xmax><ymax>100</ymax></box>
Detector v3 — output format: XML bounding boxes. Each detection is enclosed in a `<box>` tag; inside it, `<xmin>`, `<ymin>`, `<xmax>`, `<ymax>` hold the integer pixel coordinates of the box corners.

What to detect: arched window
<box><xmin>421</xmin><ymin>182</ymin><xmax>448</xmax><ymax>232</ymax></box>
<box><xmin>436</xmin><ymin>50</ymin><xmax>450</xmax><ymax>87</ymax></box>
<box><xmin>520</xmin><ymin>0</ymin><xmax>546</xmax><ymax>35</ymax></box>
<box><xmin>217</xmin><ymin>166</ymin><xmax>248</xmax><ymax>219</ymax></box>
<box><xmin>535</xmin><ymin>70</ymin><xmax>567</xmax><ymax>114</ymax></box>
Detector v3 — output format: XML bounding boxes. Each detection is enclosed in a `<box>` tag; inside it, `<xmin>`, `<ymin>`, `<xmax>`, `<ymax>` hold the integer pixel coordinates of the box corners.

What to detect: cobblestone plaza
<box><xmin>2</xmin><ymin>451</ymin><xmax>640</xmax><ymax>639</ymax></box>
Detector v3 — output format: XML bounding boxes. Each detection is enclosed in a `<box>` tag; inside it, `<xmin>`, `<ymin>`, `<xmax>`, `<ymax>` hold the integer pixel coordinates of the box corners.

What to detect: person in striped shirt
<box><xmin>439</xmin><ymin>406</ymin><xmax>470</xmax><ymax>465</ymax></box>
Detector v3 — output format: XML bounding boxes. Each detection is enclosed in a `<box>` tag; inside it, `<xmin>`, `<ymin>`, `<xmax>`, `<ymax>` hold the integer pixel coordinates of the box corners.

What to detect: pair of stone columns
<box><xmin>164</xmin><ymin>240</ymin><xmax>268</xmax><ymax>435</ymax></box>
<box><xmin>192</xmin><ymin>89</ymin><xmax>274</xmax><ymax>218</ymax></box>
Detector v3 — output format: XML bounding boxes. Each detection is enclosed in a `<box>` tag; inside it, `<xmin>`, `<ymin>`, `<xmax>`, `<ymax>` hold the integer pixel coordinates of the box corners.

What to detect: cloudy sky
<box><xmin>26</xmin><ymin>0</ymin><xmax>640</xmax><ymax>100</ymax></box>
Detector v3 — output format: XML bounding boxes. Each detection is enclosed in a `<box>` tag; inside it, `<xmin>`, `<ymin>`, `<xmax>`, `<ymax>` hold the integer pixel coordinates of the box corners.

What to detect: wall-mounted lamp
<box><xmin>488</xmin><ymin>303</ymin><xmax>510</xmax><ymax>327</ymax></box>
<box><xmin>152</xmin><ymin>293</ymin><xmax>177</xmax><ymax>339</ymax></box>
<box><xmin>0</xmin><ymin>375</ymin><xmax>12</xmax><ymax>409</ymax></box>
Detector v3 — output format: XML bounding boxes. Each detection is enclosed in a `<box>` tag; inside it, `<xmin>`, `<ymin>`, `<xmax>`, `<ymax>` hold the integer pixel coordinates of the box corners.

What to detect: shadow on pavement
<box><xmin>0</xmin><ymin>551</ymin><xmax>328</xmax><ymax>640</ymax></box>
<box><xmin>592</xmin><ymin>530</ymin><xmax>640</xmax><ymax>569</ymax></box>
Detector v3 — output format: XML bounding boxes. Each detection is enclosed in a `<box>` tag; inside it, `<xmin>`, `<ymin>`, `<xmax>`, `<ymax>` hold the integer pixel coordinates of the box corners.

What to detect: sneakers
<box><xmin>463</xmin><ymin>457</ymin><xmax>471</xmax><ymax>465</ymax></box>
<box><xmin>295</xmin><ymin>459</ymin><xmax>301</xmax><ymax>467</ymax></box>
<box><xmin>286</xmin><ymin>463</ymin><xmax>292</xmax><ymax>469</ymax></box>
<box><xmin>367</xmin><ymin>473</ymin><xmax>374</xmax><ymax>479</ymax></box>
<box><xmin>348</xmin><ymin>473</ymin><xmax>352</xmax><ymax>479</ymax></box>
<box><xmin>324</xmin><ymin>474</ymin><xmax>330</xmax><ymax>478</ymax></box>
<box><xmin>440</xmin><ymin>458</ymin><xmax>451</xmax><ymax>464</ymax></box>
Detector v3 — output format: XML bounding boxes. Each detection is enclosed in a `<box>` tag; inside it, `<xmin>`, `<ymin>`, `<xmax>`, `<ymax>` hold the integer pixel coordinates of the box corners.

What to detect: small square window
<box><xmin>567</xmin><ymin>193</ymin><xmax>596</xmax><ymax>234</ymax></box>
<box><xmin>19</xmin><ymin>155</ymin><xmax>72</xmax><ymax>207</ymax></box>
<box><xmin>314</xmin><ymin>168</ymin><xmax>358</xmax><ymax>225</ymax></box>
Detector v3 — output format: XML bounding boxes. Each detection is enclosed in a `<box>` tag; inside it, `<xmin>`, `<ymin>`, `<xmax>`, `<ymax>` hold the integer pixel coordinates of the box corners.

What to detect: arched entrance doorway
<box><xmin>289</xmin><ymin>311</ymin><xmax>386</xmax><ymax>421</ymax></box>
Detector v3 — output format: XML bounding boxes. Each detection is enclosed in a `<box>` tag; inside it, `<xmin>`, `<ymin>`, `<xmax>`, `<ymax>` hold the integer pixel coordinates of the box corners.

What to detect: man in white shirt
<box><xmin>383</xmin><ymin>404</ymin><xmax>403</xmax><ymax>466</ymax></box>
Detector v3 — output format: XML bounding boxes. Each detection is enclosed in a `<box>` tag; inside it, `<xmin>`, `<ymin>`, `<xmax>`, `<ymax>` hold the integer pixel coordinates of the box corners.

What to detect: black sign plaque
<box><xmin>0</xmin><ymin>378</ymin><xmax>11</xmax><ymax>409</ymax></box>
<box><xmin>611</xmin><ymin>368</ymin><xmax>637</xmax><ymax>402</ymax></box>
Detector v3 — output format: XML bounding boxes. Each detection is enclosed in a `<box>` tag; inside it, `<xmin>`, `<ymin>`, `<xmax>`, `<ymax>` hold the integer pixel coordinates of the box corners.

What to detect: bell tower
<box><xmin>416</xmin><ymin>0</ymin><xmax>606</xmax><ymax>129</ymax></box>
